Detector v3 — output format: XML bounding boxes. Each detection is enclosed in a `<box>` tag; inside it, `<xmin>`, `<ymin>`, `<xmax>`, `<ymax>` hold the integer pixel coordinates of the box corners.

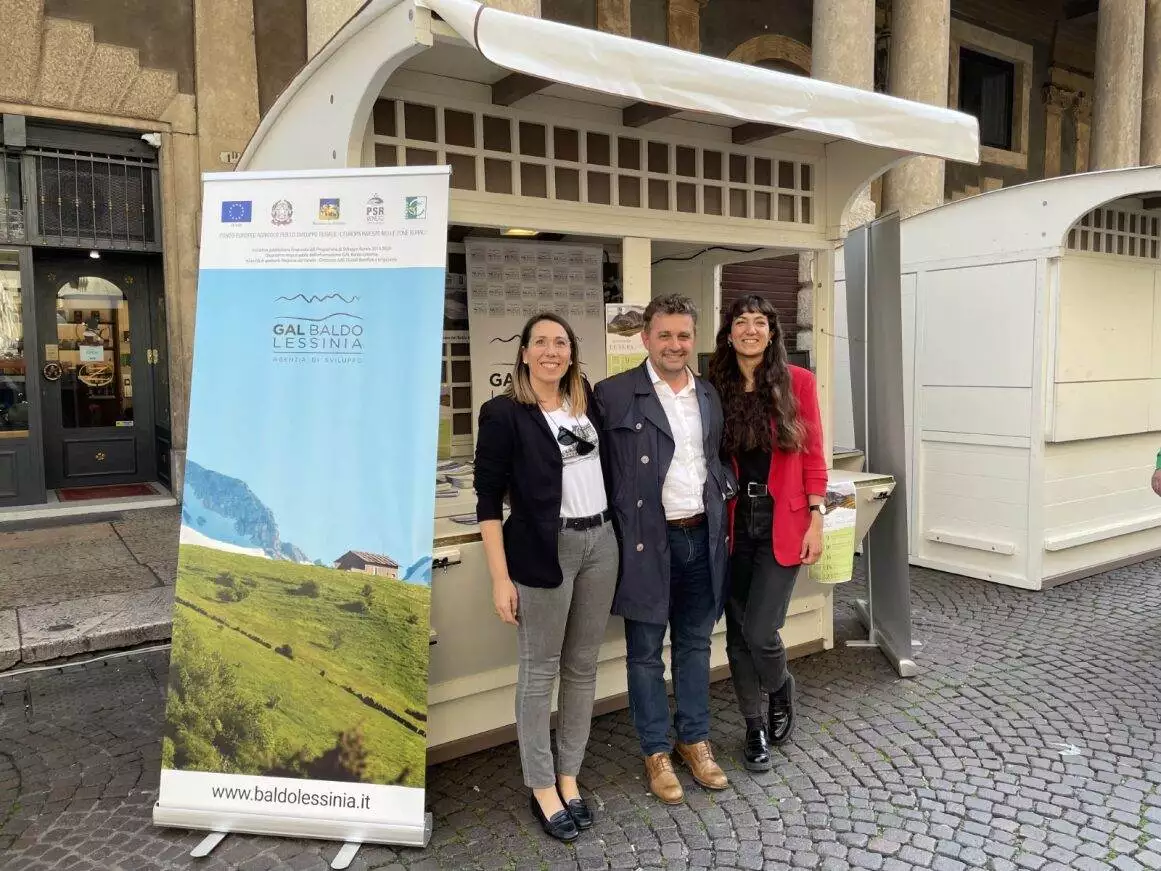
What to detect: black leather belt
<box><xmin>667</xmin><ymin>513</ymin><xmax>706</xmax><ymax>528</ymax></box>
<box><xmin>745</xmin><ymin>482</ymin><xmax>770</xmax><ymax>497</ymax></box>
<box><xmin>561</xmin><ymin>509</ymin><xmax>611</xmax><ymax>531</ymax></box>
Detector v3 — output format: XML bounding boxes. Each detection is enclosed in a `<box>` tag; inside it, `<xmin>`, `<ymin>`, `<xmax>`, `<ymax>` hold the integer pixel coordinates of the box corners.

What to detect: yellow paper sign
<box><xmin>809</xmin><ymin>480</ymin><xmax>858</xmax><ymax>584</ymax></box>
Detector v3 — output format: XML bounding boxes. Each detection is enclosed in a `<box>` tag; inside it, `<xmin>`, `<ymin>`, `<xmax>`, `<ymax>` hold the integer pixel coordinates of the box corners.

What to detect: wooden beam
<box><xmin>492</xmin><ymin>73</ymin><xmax>550</xmax><ymax>107</ymax></box>
<box><xmin>731</xmin><ymin>122</ymin><xmax>793</xmax><ymax>145</ymax></box>
<box><xmin>623</xmin><ymin>103</ymin><xmax>679</xmax><ymax>128</ymax></box>
<box><xmin>1063</xmin><ymin>0</ymin><xmax>1098</xmax><ymax>20</ymax></box>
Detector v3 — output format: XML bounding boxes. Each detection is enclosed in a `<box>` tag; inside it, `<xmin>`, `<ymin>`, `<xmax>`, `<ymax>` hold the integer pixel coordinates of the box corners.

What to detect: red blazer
<box><xmin>727</xmin><ymin>365</ymin><xmax>828</xmax><ymax>567</ymax></box>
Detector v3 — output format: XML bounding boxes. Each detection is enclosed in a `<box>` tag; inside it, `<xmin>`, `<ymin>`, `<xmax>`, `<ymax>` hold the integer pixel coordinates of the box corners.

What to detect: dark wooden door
<box><xmin>35</xmin><ymin>253</ymin><xmax>157</xmax><ymax>490</ymax></box>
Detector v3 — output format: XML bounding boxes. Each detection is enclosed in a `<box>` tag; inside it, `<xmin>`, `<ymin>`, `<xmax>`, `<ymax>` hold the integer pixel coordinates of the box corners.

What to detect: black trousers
<box><xmin>725</xmin><ymin>494</ymin><xmax>800</xmax><ymax>721</ymax></box>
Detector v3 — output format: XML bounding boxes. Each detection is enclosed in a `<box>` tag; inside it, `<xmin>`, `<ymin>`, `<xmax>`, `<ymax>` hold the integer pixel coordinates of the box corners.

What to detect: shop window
<box><xmin>958</xmin><ymin>49</ymin><xmax>1015</xmax><ymax>151</ymax></box>
<box><xmin>0</xmin><ymin>250</ymin><xmax>26</xmax><ymax>433</ymax></box>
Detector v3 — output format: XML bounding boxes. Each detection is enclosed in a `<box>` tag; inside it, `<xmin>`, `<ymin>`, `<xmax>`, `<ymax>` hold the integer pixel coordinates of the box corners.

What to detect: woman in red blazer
<box><xmin>707</xmin><ymin>295</ymin><xmax>827</xmax><ymax>772</ymax></box>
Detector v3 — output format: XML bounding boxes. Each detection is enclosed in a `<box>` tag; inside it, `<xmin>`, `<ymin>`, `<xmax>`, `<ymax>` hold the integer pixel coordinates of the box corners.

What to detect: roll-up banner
<box><xmin>153</xmin><ymin>167</ymin><xmax>450</xmax><ymax>846</ymax></box>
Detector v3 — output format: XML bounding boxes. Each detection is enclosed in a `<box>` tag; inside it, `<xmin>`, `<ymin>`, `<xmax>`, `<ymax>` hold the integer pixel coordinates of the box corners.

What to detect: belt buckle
<box><xmin>746</xmin><ymin>482</ymin><xmax>767</xmax><ymax>498</ymax></box>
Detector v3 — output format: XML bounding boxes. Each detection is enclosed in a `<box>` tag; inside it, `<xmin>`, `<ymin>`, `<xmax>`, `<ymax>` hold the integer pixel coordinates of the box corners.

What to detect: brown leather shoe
<box><xmin>644</xmin><ymin>752</ymin><xmax>684</xmax><ymax>805</ymax></box>
<box><xmin>675</xmin><ymin>740</ymin><xmax>729</xmax><ymax>790</ymax></box>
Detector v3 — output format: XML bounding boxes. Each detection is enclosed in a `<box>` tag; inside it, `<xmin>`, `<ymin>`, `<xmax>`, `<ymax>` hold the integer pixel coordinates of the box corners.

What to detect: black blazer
<box><xmin>474</xmin><ymin>383</ymin><xmax>606</xmax><ymax>588</ymax></box>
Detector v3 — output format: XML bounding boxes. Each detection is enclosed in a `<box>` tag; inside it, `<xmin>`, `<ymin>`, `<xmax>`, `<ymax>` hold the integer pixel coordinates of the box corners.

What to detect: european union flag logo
<box><xmin>221</xmin><ymin>200</ymin><xmax>253</xmax><ymax>223</ymax></box>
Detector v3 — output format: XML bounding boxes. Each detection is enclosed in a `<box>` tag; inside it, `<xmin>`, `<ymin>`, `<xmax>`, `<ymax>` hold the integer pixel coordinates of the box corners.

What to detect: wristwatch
<box><xmin>809</xmin><ymin>503</ymin><xmax>827</xmax><ymax>516</ymax></box>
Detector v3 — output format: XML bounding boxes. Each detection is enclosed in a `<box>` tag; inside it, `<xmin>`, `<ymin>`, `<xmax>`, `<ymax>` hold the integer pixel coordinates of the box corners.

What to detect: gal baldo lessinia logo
<box><xmin>272</xmin><ymin>293</ymin><xmax>364</xmax><ymax>359</ymax></box>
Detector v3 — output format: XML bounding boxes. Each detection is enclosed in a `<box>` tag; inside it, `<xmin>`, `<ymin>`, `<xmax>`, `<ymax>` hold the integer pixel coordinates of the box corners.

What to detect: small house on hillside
<box><xmin>333</xmin><ymin>550</ymin><xmax>399</xmax><ymax>579</ymax></box>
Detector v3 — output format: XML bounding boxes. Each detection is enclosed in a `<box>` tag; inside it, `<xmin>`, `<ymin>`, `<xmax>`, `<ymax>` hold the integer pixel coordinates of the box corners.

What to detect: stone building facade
<box><xmin>0</xmin><ymin>0</ymin><xmax>1145</xmax><ymax>506</ymax></box>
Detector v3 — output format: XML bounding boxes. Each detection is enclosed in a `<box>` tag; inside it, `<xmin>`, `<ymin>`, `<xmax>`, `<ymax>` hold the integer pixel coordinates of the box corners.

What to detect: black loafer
<box><xmin>743</xmin><ymin>725</ymin><xmax>772</xmax><ymax>771</ymax></box>
<box><xmin>530</xmin><ymin>793</ymin><xmax>579</xmax><ymax>842</ymax></box>
<box><xmin>769</xmin><ymin>673</ymin><xmax>796</xmax><ymax>746</ymax></box>
<box><xmin>558</xmin><ymin>787</ymin><xmax>594</xmax><ymax>830</ymax></box>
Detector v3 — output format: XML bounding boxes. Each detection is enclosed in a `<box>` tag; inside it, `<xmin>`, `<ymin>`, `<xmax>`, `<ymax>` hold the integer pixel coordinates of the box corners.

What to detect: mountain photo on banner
<box><xmin>163</xmin><ymin>264</ymin><xmax>444</xmax><ymax>790</ymax></box>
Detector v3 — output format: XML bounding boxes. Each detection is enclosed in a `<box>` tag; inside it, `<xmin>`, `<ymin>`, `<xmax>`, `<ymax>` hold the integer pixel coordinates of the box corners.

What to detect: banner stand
<box><xmin>153</xmin><ymin>167</ymin><xmax>451</xmax><ymax>853</ymax></box>
<box><xmin>176</xmin><ymin>814</ymin><xmax>433</xmax><ymax>867</ymax></box>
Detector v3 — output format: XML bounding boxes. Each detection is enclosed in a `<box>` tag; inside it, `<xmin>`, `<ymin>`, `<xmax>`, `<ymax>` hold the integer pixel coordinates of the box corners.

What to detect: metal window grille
<box><xmin>0</xmin><ymin>151</ymin><xmax>25</xmax><ymax>243</ymax></box>
<box><xmin>31</xmin><ymin>146</ymin><xmax>160</xmax><ymax>250</ymax></box>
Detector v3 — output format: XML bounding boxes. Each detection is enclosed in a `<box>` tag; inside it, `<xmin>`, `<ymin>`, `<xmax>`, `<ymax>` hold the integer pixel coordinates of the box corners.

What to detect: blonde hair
<box><xmin>508</xmin><ymin>313</ymin><xmax>588</xmax><ymax>416</ymax></box>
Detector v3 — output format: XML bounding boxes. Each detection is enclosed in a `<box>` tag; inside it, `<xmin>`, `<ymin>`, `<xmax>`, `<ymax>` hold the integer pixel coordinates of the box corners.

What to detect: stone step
<box><xmin>982</xmin><ymin>177</ymin><xmax>1003</xmax><ymax>192</ymax></box>
<box><xmin>0</xmin><ymin>0</ymin><xmax>45</xmax><ymax>102</ymax></box>
<box><xmin>119</xmin><ymin>67</ymin><xmax>180</xmax><ymax>120</ymax></box>
<box><xmin>36</xmin><ymin>17</ymin><xmax>95</xmax><ymax>108</ymax></box>
<box><xmin>15</xmin><ymin>586</ymin><xmax>174</xmax><ymax>666</ymax></box>
<box><xmin>75</xmin><ymin>42</ymin><xmax>140</xmax><ymax>115</ymax></box>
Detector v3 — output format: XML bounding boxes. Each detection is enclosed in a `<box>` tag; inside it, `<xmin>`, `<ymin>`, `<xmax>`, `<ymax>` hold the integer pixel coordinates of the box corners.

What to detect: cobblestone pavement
<box><xmin>1</xmin><ymin>559</ymin><xmax>1160</xmax><ymax>871</ymax></box>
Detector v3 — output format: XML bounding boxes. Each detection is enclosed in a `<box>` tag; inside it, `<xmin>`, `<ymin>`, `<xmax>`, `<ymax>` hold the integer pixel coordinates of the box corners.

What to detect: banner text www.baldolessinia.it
<box><xmin>211</xmin><ymin>783</ymin><xmax>372</xmax><ymax>811</ymax></box>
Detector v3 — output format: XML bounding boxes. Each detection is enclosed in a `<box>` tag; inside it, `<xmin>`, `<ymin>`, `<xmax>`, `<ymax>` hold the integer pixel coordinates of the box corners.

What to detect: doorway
<box><xmin>34</xmin><ymin>252</ymin><xmax>165</xmax><ymax>491</ymax></box>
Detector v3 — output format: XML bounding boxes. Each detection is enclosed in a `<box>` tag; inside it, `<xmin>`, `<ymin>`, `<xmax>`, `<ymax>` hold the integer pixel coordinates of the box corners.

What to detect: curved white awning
<box><xmin>423</xmin><ymin>0</ymin><xmax>978</xmax><ymax>164</ymax></box>
<box><xmin>240</xmin><ymin>0</ymin><xmax>978</xmax><ymax>236</ymax></box>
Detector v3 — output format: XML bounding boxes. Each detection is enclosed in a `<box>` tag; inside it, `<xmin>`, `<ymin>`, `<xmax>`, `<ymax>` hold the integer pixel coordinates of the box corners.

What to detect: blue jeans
<box><xmin>624</xmin><ymin>524</ymin><xmax>718</xmax><ymax>756</ymax></box>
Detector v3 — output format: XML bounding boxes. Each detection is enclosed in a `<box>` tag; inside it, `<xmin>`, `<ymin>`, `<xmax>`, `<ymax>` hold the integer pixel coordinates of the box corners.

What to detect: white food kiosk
<box><xmin>238</xmin><ymin>0</ymin><xmax>980</xmax><ymax>758</ymax></box>
<box><xmin>868</xmin><ymin>167</ymin><xmax>1161</xmax><ymax>591</ymax></box>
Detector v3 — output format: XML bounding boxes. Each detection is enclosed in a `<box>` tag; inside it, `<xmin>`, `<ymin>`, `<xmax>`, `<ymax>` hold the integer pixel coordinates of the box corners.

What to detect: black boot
<box><xmin>743</xmin><ymin>720</ymin><xmax>771</xmax><ymax>771</ymax></box>
<box><xmin>768</xmin><ymin>673</ymin><xmax>796</xmax><ymax>746</ymax></box>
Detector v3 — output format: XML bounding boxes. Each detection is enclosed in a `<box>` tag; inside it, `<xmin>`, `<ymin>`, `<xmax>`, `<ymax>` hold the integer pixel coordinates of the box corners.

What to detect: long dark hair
<box><xmin>507</xmin><ymin>312</ymin><xmax>587</xmax><ymax>416</ymax></box>
<box><xmin>707</xmin><ymin>295</ymin><xmax>805</xmax><ymax>455</ymax></box>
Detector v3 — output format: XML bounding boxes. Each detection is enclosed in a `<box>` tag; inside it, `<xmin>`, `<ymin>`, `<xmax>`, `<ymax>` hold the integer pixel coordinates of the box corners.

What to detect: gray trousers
<box><xmin>515</xmin><ymin>522</ymin><xmax>618</xmax><ymax>789</ymax></box>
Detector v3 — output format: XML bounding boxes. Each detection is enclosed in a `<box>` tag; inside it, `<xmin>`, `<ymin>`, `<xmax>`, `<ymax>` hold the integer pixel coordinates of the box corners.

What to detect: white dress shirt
<box><xmin>646</xmin><ymin>359</ymin><xmax>707</xmax><ymax>520</ymax></box>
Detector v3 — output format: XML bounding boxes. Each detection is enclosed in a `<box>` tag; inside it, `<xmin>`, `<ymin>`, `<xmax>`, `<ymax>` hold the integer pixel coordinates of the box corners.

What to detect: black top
<box><xmin>474</xmin><ymin>382</ymin><xmax>607</xmax><ymax>589</ymax></box>
<box><xmin>737</xmin><ymin>445</ymin><xmax>771</xmax><ymax>489</ymax></box>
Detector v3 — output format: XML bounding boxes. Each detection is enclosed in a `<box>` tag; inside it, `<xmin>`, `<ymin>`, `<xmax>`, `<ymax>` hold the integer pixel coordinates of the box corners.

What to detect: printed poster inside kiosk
<box><xmin>153</xmin><ymin>167</ymin><xmax>450</xmax><ymax>847</ymax></box>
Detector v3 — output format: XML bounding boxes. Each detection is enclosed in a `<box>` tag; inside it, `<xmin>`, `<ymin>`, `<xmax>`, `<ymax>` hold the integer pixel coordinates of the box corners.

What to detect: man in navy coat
<box><xmin>595</xmin><ymin>293</ymin><xmax>735</xmax><ymax>805</ymax></box>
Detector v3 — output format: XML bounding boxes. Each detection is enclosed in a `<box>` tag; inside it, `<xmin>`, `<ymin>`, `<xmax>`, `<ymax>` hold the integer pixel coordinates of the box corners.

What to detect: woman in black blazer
<box><xmin>475</xmin><ymin>313</ymin><xmax>619</xmax><ymax>843</ymax></box>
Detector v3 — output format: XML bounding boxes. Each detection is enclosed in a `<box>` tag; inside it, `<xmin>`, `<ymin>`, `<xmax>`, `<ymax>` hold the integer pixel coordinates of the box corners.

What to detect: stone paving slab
<box><xmin>17</xmin><ymin>587</ymin><xmax>174</xmax><ymax>663</ymax></box>
<box><xmin>0</xmin><ymin>609</ymin><xmax>16</xmax><ymax>670</ymax></box>
<box><xmin>0</xmin><ymin>563</ymin><xmax>162</xmax><ymax>610</ymax></box>
<box><xmin>0</xmin><ymin>538</ymin><xmax>139</xmax><ymax>583</ymax></box>
<box><xmin>0</xmin><ymin>521</ymin><xmax>119</xmax><ymax>551</ymax></box>
<box><xmin>1</xmin><ymin>558</ymin><xmax>1160</xmax><ymax>870</ymax></box>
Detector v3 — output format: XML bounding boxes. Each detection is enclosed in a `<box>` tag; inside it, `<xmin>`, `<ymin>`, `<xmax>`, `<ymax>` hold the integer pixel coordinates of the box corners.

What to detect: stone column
<box><xmin>883</xmin><ymin>0</ymin><xmax>950</xmax><ymax>219</ymax></box>
<box><xmin>1092</xmin><ymin>0</ymin><xmax>1145</xmax><ymax>169</ymax></box>
<box><xmin>1075</xmin><ymin>93</ymin><xmax>1093</xmax><ymax>172</ymax></box>
<box><xmin>597</xmin><ymin>0</ymin><xmax>632</xmax><ymax>36</ymax></box>
<box><xmin>666</xmin><ymin>0</ymin><xmax>706</xmax><ymax>52</ymax></box>
<box><xmin>1043</xmin><ymin>84</ymin><xmax>1075</xmax><ymax>178</ymax></box>
<box><xmin>811</xmin><ymin>0</ymin><xmax>876</xmax><ymax>229</ymax></box>
<box><xmin>1143</xmin><ymin>0</ymin><xmax>1161</xmax><ymax>164</ymax></box>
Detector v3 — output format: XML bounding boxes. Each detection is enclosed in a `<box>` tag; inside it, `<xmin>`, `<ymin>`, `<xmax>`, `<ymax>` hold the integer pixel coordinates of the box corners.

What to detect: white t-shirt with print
<box><xmin>541</xmin><ymin>405</ymin><xmax>608</xmax><ymax>519</ymax></box>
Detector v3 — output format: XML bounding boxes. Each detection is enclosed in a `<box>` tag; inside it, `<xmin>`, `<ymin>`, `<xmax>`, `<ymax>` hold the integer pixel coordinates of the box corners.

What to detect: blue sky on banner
<box><xmin>184</xmin><ymin>266</ymin><xmax>444</xmax><ymax>572</ymax></box>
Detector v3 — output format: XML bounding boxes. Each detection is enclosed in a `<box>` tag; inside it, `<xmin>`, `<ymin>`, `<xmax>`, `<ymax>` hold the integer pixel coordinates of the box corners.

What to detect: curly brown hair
<box><xmin>707</xmin><ymin>295</ymin><xmax>805</xmax><ymax>455</ymax></box>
